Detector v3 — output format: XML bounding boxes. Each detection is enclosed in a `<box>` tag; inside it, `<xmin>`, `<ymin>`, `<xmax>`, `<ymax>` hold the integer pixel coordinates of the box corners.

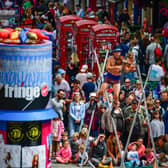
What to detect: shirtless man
<box><xmin>97</xmin><ymin>47</ymin><xmax>134</xmax><ymax>108</ymax></box>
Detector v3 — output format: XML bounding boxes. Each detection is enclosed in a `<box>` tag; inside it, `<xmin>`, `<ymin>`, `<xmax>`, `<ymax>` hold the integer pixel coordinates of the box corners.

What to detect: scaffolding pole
<box><xmin>137</xmin><ymin>65</ymin><xmax>159</xmax><ymax>167</ymax></box>
<box><xmin>80</xmin><ymin>49</ymin><xmax>109</xmax><ymax>168</ymax></box>
<box><xmin>121</xmin><ymin>65</ymin><xmax>159</xmax><ymax>167</ymax></box>
<box><xmin>80</xmin><ymin>49</ymin><xmax>125</xmax><ymax>168</ymax></box>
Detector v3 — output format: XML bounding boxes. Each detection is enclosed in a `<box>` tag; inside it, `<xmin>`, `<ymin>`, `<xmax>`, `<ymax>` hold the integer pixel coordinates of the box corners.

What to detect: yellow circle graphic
<box><xmin>8</xmin><ymin>128</ymin><xmax>24</xmax><ymax>142</ymax></box>
<box><xmin>26</xmin><ymin>124</ymin><xmax>41</xmax><ymax>141</ymax></box>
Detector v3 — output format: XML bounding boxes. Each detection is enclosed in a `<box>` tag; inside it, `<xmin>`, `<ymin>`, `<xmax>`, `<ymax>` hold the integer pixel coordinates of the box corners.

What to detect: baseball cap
<box><xmin>57</xmin><ymin>68</ymin><xmax>66</xmax><ymax>75</ymax></box>
<box><xmin>80</xmin><ymin>65</ymin><xmax>88</xmax><ymax>72</ymax></box>
<box><xmin>112</xmin><ymin>46</ymin><xmax>122</xmax><ymax>52</ymax></box>
<box><xmin>41</xmin><ymin>15</ymin><xmax>48</xmax><ymax>20</ymax></box>
<box><xmin>89</xmin><ymin>92</ymin><xmax>96</xmax><ymax>97</ymax></box>
<box><xmin>87</xmin><ymin>72</ymin><xmax>93</xmax><ymax>79</ymax></box>
<box><xmin>132</xmin><ymin>99</ymin><xmax>138</xmax><ymax>104</ymax></box>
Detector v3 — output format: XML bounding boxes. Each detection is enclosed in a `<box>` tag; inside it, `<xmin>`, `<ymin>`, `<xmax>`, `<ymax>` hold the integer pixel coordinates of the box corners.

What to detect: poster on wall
<box><xmin>24</xmin><ymin>122</ymin><xmax>41</xmax><ymax>146</ymax></box>
<box><xmin>7</xmin><ymin>122</ymin><xmax>41</xmax><ymax>146</ymax></box>
<box><xmin>7</xmin><ymin>122</ymin><xmax>24</xmax><ymax>145</ymax></box>
<box><xmin>0</xmin><ymin>43</ymin><xmax>52</xmax><ymax>110</ymax></box>
<box><xmin>22</xmin><ymin>145</ymin><xmax>46</xmax><ymax>168</ymax></box>
<box><xmin>0</xmin><ymin>144</ymin><xmax>21</xmax><ymax>168</ymax></box>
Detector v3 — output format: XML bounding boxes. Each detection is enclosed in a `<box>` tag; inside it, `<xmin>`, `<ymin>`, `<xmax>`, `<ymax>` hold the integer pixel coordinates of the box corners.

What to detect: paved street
<box><xmin>52</xmin><ymin>162</ymin><xmax>91</xmax><ymax>168</ymax></box>
<box><xmin>52</xmin><ymin>162</ymin><xmax>121</xmax><ymax>168</ymax></box>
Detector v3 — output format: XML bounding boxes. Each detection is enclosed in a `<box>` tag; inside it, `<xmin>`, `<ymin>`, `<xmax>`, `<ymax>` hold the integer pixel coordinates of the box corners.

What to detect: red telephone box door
<box><xmin>74</xmin><ymin>20</ymin><xmax>98</xmax><ymax>68</ymax></box>
<box><xmin>56</xmin><ymin>15</ymin><xmax>82</xmax><ymax>69</ymax></box>
<box><xmin>90</xmin><ymin>24</ymin><xmax>119</xmax><ymax>77</ymax></box>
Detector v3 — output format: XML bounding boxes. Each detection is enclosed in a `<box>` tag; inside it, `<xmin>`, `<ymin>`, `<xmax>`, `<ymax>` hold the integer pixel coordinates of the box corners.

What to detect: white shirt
<box><xmin>149</xmin><ymin>64</ymin><xmax>164</xmax><ymax>81</ymax></box>
<box><xmin>76</xmin><ymin>73</ymin><xmax>87</xmax><ymax>88</ymax></box>
<box><xmin>54</xmin><ymin>79</ymin><xmax>71</xmax><ymax>95</ymax></box>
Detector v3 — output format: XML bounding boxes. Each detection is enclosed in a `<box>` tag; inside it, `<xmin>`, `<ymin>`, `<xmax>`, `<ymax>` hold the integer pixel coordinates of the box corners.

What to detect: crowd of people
<box><xmin>51</xmin><ymin>33</ymin><xmax>168</xmax><ymax>167</ymax></box>
<box><xmin>7</xmin><ymin>0</ymin><xmax>168</xmax><ymax>167</ymax></box>
<box><xmin>14</xmin><ymin>0</ymin><xmax>142</xmax><ymax>32</ymax></box>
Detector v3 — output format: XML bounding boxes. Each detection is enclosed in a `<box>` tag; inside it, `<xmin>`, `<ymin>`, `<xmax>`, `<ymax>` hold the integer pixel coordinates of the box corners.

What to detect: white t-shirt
<box><xmin>54</xmin><ymin>79</ymin><xmax>71</xmax><ymax>95</ymax></box>
<box><xmin>76</xmin><ymin>73</ymin><xmax>87</xmax><ymax>88</ymax></box>
<box><xmin>149</xmin><ymin>64</ymin><xmax>164</xmax><ymax>81</ymax></box>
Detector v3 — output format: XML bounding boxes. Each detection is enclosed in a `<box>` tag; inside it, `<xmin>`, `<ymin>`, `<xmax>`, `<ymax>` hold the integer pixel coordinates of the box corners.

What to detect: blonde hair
<box><xmin>79</xmin><ymin>128</ymin><xmax>88</xmax><ymax>137</ymax></box>
<box><xmin>62</xmin><ymin>131</ymin><xmax>68</xmax><ymax>137</ymax></box>
<box><xmin>71</xmin><ymin>52</ymin><xmax>79</xmax><ymax>64</ymax></box>
<box><xmin>72</xmin><ymin>92</ymin><xmax>81</xmax><ymax>102</ymax></box>
<box><xmin>79</xmin><ymin>144</ymin><xmax>85</xmax><ymax>150</ymax></box>
<box><xmin>72</xmin><ymin>132</ymin><xmax>79</xmax><ymax>139</ymax></box>
<box><xmin>147</xmin><ymin>101</ymin><xmax>153</xmax><ymax>107</ymax></box>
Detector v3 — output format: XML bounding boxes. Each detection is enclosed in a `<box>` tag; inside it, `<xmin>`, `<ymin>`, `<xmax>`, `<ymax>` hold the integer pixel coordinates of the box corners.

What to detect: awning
<box><xmin>0</xmin><ymin>108</ymin><xmax>57</xmax><ymax>121</ymax></box>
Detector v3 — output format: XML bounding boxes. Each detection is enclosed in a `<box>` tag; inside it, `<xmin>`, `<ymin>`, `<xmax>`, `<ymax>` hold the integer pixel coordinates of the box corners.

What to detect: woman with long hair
<box><xmin>69</xmin><ymin>92</ymin><xmax>85</xmax><ymax>138</ymax></box>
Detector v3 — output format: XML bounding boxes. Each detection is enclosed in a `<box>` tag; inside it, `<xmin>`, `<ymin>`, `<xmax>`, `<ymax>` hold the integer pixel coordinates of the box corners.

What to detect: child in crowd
<box><xmin>70</xmin><ymin>132</ymin><xmax>79</xmax><ymax>161</ymax></box>
<box><xmin>151</xmin><ymin>110</ymin><xmax>165</xmax><ymax>142</ymax></box>
<box><xmin>78</xmin><ymin>128</ymin><xmax>94</xmax><ymax>154</ymax></box>
<box><xmin>159</xmin><ymin>152</ymin><xmax>168</xmax><ymax>167</ymax></box>
<box><xmin>81</xmin><ymin>124</ymin><xmax>89</xmax><ymax>130</ymax></box>
<box><xmin>75</xmin><ymin>144</ymin><xmax>88</xmax><ymax>166</ymax></box>
<box><xmin>60</xmin><ymin>131</ymin><xmax>68</xmax><ymax>148</ymax></box>
<box><xmin>127</xmin><ymin>143</ymin><xmax>140</xmax><ymax>167</ymax></box>
<box><xmin>56</xmin><ymin>140</ymin><xmax>72</xmax><ymax>163</ymax></box>
<box><xmin>141</xmin><ymin>148</ymin><xmax>155</xmax><ymax>166</ymax></box>
<box><xmin>51</xmin><ymin>117</ymin><xmax>64</xmax><ymax>157</ymax></box>
<box><xmin>124</xmin><ymin>52</ymin><xmax>136</xmax><ymax>81</ymax></box>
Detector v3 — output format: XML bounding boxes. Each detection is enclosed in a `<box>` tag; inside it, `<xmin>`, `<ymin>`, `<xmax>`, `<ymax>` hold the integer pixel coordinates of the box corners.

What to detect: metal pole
<box><xmin>104</xmin><ymin>91</ymin><xmax>125</xmax><ymax>168</ymax></box>
<box><xmin>137</xmin><ymin>65</ymin><xmax>159</xmax><ymax>168</ymax></box>
<box><xmin>80</xmin><ymin>49</ymin><xmax>109</xmax><ymax>168</ymax></box>
<box><xmin>94</xmin><ymin>49</ymin><xmax>109</xmax><ymax>89</ymax></box>
<box><xmin>121</xmin><ymin>65</ymin><xmax>152</xmax><ymax>166</ymax></box>
<box><xmin>94</xmin><ymin>49</ymin><xmax>125</xmax><ymax>167</ymax></box>
<box><xmin>94</xmin><ymin>50</ymin><xmax>125</xmax><ymax>168</ymax></box>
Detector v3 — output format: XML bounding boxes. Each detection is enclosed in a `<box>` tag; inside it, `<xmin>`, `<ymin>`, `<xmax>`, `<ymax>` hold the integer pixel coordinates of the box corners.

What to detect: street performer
<box><xmin>97</xmin><ymin>46</ymin><xmax>135</xmax><ymax>109</ymax></box>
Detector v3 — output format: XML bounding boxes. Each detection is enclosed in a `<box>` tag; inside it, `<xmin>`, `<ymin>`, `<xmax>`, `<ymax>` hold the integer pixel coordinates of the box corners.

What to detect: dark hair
<box><xmin>73</xmin><ymin>79</ymin><xmax>80</xmax><ymax>84</ymax></box>
<box><xmin>154</xmin><ymin>99</ymin><xmax>160</xmax><ymax>103</ymax></box>
<box><xmin>131</xmin><ymin>99</ymin><xmax>138</xmax><ymax>104</ymax></box>
<box><xmin>157</xmin><ymin>135</ymin><xmax>167</xmax><ymax>143</ymax></box>
<box><xmin>119</xmin><ymin>90</ymin><xmax>125</xmax><ymax>96</ymax></box>
<box><xmin>57</xmin><ymin>89</ymin><xmax>64</xmax><ymax>93</ymax></box>
<box><xmin>155</xmin><ymin>57</ymin><xmax>162</xmax><ymax>64</ymax></box>
<box><xmin>153</xmin><ymin>110</ymin><xmax>162</xmax><ymax>121</ymax></box>
<box><xmin>76</xmin><ymin>4</ymin><xmax>81</xmax><ymax>8</ymax></box>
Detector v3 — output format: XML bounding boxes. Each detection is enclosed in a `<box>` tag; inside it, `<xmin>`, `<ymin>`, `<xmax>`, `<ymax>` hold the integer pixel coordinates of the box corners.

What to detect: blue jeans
<box><xmin>69</xmin><ymin>117</ymin><xmax>80</xmax><ymax>137</ymax></box>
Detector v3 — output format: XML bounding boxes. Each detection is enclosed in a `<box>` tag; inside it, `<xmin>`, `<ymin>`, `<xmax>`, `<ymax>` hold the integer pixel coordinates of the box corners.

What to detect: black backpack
<box><xmin>135</xmin><ymin>48</ymin><xmax>144</xmax><ymax>64</ymax></box>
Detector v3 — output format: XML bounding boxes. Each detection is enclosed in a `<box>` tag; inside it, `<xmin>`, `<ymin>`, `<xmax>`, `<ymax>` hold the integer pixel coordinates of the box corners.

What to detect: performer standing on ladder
<box><xmin>97</xmin><ymin>46</ymin><xmax>136</xmax><ymax>109</ymax></box>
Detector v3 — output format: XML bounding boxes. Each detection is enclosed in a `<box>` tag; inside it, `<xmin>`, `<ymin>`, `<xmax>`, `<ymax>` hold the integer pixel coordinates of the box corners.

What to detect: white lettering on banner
<box><xmin>4</xmin><ymin>84</ymin><xmax>46</xmax><ymax>101</ymax></box>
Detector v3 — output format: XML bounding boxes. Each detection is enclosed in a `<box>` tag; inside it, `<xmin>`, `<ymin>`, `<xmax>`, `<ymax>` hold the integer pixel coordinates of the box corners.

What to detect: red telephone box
<box><xmin>89</xmin><ymin>24</ymin><xmax>119</xmax><ymax>76</ymax></box>
<box><xmin>56</xmin><ymin>15</ymin><xmax>82</xmax><ymax>69</ymax></box>
<box><xmin>73</xmin><ymin>20</ymin><xmax>98</xmax><ymax>68</ymax></box>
